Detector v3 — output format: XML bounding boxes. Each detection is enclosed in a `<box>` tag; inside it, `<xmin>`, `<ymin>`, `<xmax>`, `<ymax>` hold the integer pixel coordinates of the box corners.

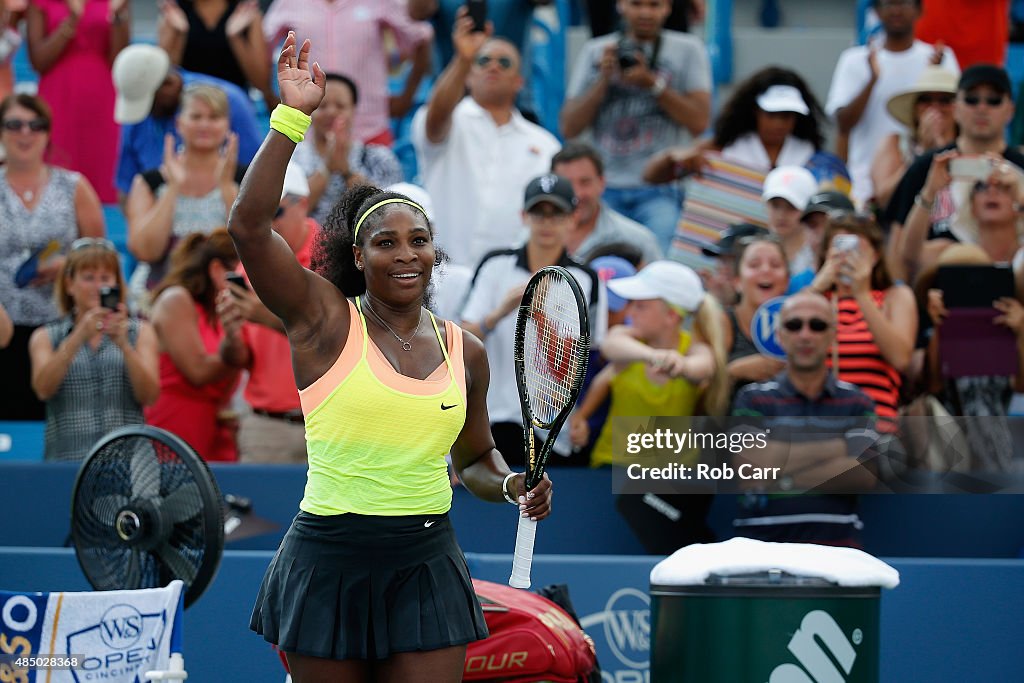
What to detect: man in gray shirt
<box><xmin>551</xmin><ymin>142</ymin><xmax>663</xmax><ymax>265</ymax></box>
<box><xmin>561</xmin><ymin>0</ymin><xmax>711</xmax><ymax>254</ymax></box>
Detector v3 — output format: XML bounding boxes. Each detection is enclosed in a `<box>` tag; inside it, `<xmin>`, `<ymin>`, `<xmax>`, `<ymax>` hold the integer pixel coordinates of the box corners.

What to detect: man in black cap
<box><xmin>460</xmin><ymin>174</ymin><xmax>605</xmax><ymax>465</ymax></box>
<box><xmin>885</xmin><ymin>63</ymin><xmax>1023</xmax><ymax>281</ymax></box>
<box><xmin>700</xmin><ymin>223</ymin><xmax>770</xmax><ymax>306</ymax></box>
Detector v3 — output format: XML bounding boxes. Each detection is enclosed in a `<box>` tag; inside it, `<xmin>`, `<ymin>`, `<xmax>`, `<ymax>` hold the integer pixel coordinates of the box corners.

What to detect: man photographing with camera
<box><xmin>561</xmin><ymin>0</ymin><xmax>711</xmax><ymax>255</ymax></box>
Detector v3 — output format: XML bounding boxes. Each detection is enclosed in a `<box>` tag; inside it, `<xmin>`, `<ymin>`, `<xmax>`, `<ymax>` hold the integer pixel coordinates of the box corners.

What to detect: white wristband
<box><xmin>502</xmin><ymin>472</ymin><xmax>519</xmax><ymax>505</ymax></box>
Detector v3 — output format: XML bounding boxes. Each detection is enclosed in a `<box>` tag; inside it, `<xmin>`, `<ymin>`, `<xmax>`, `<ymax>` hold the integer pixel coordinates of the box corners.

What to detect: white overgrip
<box><xmin>508</xmin><ymin>514</ymin><xmax>537</xmax><ymax>588</ymax></box>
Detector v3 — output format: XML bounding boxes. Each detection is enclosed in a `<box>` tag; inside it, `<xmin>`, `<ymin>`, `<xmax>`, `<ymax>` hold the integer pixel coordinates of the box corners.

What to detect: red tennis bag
<box><xmin>464</xmin><ymin>579</ymin><xmax>597</xmax><ymax>682</ymax></box>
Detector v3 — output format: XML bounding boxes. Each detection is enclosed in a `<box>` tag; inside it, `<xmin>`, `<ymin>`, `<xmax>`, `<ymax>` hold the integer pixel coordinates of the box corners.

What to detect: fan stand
<box><xmin>145</xmin><ymin>652</ymin><xmax>189</xmax><ymax>681</ymax></box>
<box><xmin>72</xmin><ymin>426</ymin><xmax>226</xmax><ymax>683</ymax></box>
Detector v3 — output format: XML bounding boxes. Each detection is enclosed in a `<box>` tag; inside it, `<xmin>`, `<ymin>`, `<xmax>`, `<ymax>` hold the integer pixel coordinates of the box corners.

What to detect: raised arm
<box><xmin>227</xmin><ymin>33</ymin><xmax>335</xmax><ymax>334</ymax></box>
<box><xmin>225</xmin><ymin>1</ymin><xmax>272</xmax><ymax>101</ymax></box>
<box><xmin>423</xmin><ymin>8</ymin><xmax>490</xmax><ymax>144</ymax></box>
<box><xmin>561</xmin><ymin>43</ymin><xmax>615</xmax><ymax>139</ymax></box>
<box><xmin>156</xmin><ymin>0</ymin><xmax>188</xmax><ymax>65</ymax></box>
<box><xmin>898</xmin><ymin>150</ymin><xmax>956</xmax><ymax>281</ymax></box>
<box><xmin>108</xmin><ymin>0</ymin><xmax>131</xmax><ymax>64</ymax></box>
<box><xmin>25</xmin><ymin>1</ymin><xmax>77</xmax><ymax>74</ymax></box>
<box><xmin>834</xmin><ymin>49</ymin><xmax>878</xmax><ymax>135</ymax></box>
<box><xmin>151</xmin><ymin>288</ymin><xmax>246</xmax><ymax>387</ymax></box>
<box><xmin>125</xmin><ymin>140</ymin><xmax>180</xmax><ymax>263</ymax></box>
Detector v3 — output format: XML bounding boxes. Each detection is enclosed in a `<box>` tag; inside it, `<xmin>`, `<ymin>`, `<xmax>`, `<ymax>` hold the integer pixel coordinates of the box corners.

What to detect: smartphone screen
<box><xmin>100</xmin><ymin>286</ymin><xmax>120</xmax><ymax>310</ymax></box>
<box><xmin>832</xmin><ymin>234</ymin><xmax>859</xmax><ymax>253</ymax></box>
<box><xmin>225</xmin><ymin>273</ymin><xmax>249</xmax><ymax>291</ymax></box>
<box><xmin>949</xmin><ymin>156</ymin><xmax>993</xmax><ymax>181</ymax></box>
<box><xmin>467</xmin><ymin>0</ymin><xmax>486</xmax><ymax>32</ymax></box>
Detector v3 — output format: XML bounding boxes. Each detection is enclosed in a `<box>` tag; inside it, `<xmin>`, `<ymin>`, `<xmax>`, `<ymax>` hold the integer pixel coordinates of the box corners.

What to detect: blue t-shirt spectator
<box><xmin>116</xmin><ymin>69</ymin><xmax>264</xmax><ymax>194</ymax></box>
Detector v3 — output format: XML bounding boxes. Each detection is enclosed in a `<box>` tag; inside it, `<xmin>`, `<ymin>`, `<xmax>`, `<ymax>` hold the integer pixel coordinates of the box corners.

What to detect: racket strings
<box><xmin>522</xmin><ymin>276</ymin><xmax>585</xmax><ymax>426</ymax></box>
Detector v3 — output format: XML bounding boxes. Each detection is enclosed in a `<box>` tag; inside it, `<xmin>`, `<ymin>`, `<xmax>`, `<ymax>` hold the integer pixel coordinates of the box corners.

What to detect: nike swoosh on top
<box><xmin>441</xmin><ymin>403</ymin><xmax>458</xmax><ymax>410</ymax></box>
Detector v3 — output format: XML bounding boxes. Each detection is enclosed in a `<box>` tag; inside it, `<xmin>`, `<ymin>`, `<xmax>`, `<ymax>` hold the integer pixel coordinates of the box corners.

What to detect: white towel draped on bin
<box><xmin>650</xmin><ymin>538</ymin><xmax>900</xmax><ymax>588</ymax></box>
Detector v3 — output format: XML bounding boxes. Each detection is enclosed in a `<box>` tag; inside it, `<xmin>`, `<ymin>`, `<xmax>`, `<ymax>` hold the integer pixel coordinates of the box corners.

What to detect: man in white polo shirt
<box><xmin>412</xmin><ymin>8</ymin><xmax>560</xmax><ymax>269</ymax></box>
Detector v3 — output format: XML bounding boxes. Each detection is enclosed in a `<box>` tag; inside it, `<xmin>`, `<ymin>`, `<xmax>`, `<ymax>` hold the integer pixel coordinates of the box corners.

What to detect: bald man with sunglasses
<box><xmin>412</xmin><ymin>7</ymin><xmax>560</xmax><ymax>270</ymax></box>
<box><xmin>730</xmin><ymin>292</ymin><xmax>880</xmax><ymax>547</ymax></box>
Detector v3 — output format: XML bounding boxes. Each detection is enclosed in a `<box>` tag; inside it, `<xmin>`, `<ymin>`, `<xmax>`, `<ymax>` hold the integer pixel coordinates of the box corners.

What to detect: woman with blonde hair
<box><xmin>29</xmin><ymin>238</ymin><xmax>158</xmax><ymax>461</ymax></box>
<box><xmin>126</xmin><ymin>83</ymin><xmax>242</xmax><ymax>292</ymax></box>
<box><xmin>899</xmin><ymin>156</ymin><xmax>1024</xmax><ymax>282</ymax></box>
<box><xmin>569</xmin><ymin>260</ymin><xmax>727</xmax><ymax>552</ymax></box>
<box><xmin>146</xmin><ymin>229</ymin><xmax>250</xmax><ymax>461</ymax></box>
<box><xmin>573</xmin><ymin>260</ymin><xmax>729</xmax><ymax>468</ymax></box>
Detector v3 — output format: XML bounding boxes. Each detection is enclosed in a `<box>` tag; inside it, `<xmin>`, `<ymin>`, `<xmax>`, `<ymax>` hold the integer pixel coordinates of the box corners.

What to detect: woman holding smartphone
<box><xmin>146</xmin><ymin>229</ymin><xmax>250</xmax><ymax>462</ymax></box>
<box><xmin>28</xmin><ymin>238</ymin><xmax>159</xmax><ymax>462</ymax></box>
<box><xmin>808</xmin><ymin>213</ymin><xmax>917</xmax><ymax>433</ymax></box>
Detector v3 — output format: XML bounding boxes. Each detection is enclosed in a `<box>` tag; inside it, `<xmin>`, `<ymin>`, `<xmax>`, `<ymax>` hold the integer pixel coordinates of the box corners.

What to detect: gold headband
<box><xmin>353</xmin><ymin>198</ymin><xmax>428</xmax><ymax>242</ymax></box>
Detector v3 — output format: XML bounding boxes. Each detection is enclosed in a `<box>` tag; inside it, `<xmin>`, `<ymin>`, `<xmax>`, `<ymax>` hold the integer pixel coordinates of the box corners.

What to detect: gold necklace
<box><xmin>363</xmin><ymin>299</ymin><xmax>424</xmax><ymax>352</ymax></box>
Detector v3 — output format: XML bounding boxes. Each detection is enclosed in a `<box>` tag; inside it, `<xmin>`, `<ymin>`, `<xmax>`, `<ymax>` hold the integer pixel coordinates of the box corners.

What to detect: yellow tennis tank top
<box><xmin>298</xmin><ymin>298</ymin><xmax>467</xmax><ymax>516</ymax></box>
<box><xmin>591</xmin><ymin>331</ymin><xmax>702</xmax><ymax>468</ymax></box>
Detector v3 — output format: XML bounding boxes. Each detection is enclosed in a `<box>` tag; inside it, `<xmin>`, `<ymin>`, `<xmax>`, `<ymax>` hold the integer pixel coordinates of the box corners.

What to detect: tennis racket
<box><xmin>509</xmin><ymin>266</ymin><xmax>590</xmax><ymax>588</ymax></box>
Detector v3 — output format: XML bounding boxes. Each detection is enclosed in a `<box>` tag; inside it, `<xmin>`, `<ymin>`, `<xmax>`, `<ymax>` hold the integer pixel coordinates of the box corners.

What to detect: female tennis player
<box><xmin>234</xmin><ymin>33</ymin><xmax>553</xmax><ymax>683</ymax></box>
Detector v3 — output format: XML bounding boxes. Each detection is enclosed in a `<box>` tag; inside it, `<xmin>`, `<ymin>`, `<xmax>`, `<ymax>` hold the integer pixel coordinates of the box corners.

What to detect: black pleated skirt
<box><xmin>250</xmin><ymin>510</ymin><xmax>489</xmax><ymax>661</ymax></box>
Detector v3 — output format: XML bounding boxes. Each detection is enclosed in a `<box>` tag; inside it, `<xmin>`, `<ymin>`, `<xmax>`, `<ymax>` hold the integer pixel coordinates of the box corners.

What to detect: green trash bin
<box><xmin>651</xmin><ymin>570</ymin><xmax>880</xmax><ymax>682</ymax></box>
<box><xmin>648</xmin><ymin>539</ymin><xmax>898</xmax><ymax>682</ymax></box>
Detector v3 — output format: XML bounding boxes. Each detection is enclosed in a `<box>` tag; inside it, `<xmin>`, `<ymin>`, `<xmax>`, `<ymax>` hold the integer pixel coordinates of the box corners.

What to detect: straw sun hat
<box><xmin>886</xmin><ymin>66</ymin><xmax>959</xmax><ymax>129</ymax></box>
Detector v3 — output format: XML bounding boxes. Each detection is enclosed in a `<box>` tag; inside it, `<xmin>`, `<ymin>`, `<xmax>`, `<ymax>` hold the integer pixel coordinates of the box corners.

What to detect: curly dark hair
<box><xmin>311</xmin><ymin>184</ymin><xmax>442</xmax><ymax>300</ymax></box>
<box><xmin>713</xmin><ymin>66</ymin><xmax>826</xmax><ymax>151</ymax></box>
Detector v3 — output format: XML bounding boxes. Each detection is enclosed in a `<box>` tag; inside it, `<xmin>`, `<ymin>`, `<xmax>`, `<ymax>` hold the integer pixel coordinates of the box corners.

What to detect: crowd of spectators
<box><xmin>1</xmin><ymin>0</ymin><xmax>1023</xmax><ymax>553</ymax></box>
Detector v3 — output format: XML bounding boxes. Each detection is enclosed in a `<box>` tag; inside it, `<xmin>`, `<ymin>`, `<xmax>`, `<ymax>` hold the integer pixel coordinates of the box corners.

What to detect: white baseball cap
<box><xmin>281</xmin><ymin>161</ymin><xmax>310</xmax><ymax>199</ymax></box>
<box><xmin>606</xmin><ymin>260</ymin><xmax>705</xmax><ymax>312</ymax></box>
<box><xmin>113</xmin><ymin>45</ymin><xmax>171</xmax><ymax>125</ymax></box>
<box><xmin>762</xmin><ymin>166</ymin><xmax>818</xmax><ymax>211</ymax></box>
<box><xmin>756</xmin><ymin>85</ymin><xmax>810</xmax><ymax>116</ymax></box>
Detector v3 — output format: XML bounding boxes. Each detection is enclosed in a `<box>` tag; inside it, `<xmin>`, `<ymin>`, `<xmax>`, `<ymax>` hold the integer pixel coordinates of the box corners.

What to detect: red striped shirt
<box><xmin>828</xmin><ymin>292</ymin><xmax>902</xmax><ymax>432</ymax></box>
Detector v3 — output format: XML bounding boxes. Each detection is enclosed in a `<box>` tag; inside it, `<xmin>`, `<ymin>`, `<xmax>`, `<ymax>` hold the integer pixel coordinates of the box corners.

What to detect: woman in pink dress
<box><xmin>26</xmin><ymin>0</ymin><xmax>130</xmax><ymax>202</ymax></box>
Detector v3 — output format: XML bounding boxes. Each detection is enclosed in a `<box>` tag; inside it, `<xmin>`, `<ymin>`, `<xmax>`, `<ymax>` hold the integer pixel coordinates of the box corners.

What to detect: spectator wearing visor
<box><xmin>644</xmin><ymin>66</ymin><xmax>826</xmax><ymax>185</ymax></box>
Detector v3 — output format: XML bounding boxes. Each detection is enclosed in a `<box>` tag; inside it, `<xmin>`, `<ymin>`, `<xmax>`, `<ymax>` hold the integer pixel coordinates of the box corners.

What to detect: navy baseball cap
<box><xmin>524</xmin><ymin>174</ymin><xmax>577</xmax><ymax>213</ymax></box>
<box><xmin>958</xmin><ymin>64</ymin><xmax>1012</xmax><ymax>95</ymax></box>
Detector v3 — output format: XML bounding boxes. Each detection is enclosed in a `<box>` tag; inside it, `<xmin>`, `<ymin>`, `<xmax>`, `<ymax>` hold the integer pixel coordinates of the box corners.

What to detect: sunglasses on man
<box><xmin>962</xmin><ymin>94</ymin><xmax>1005</xmax><ymax>108</ymax></box>
<box><xmin>781</xmin><ymin>317</ymin><xmax>830</xmax><ymax>333</ymax></box>
<box><xmin>474</xmin><ymin>54</ymin><xmax>514</xmax><ymax>70</ymax></box>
